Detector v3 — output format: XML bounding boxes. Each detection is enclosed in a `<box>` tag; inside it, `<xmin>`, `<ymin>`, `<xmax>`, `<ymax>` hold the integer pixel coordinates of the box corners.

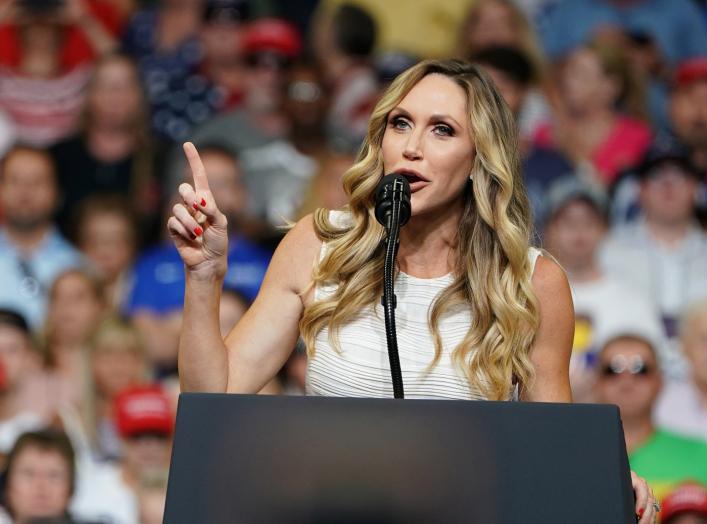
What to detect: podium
<box><xmin>164</xmin><ymin>394</ymin><xmax>635</xmax><ymax>523</ymax></box>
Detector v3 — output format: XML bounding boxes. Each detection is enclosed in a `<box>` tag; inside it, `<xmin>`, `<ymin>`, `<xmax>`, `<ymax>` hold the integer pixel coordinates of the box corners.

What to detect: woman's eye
<box><xmin>389</xmin><ymin>116</ymin><xmax>410</xmax><ymax>130</ymax></box>
<box><xmin>433</xmin><ymin>124</ymin><xmax>454</xmax><ymax>137</ymax></box>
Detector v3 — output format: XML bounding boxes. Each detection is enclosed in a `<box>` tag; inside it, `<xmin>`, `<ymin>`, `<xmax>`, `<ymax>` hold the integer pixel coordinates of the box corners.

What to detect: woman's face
<box><xmin>381</xmin><ymin>73</ymin><xmax>474</xmax><ymax>217</ymax></box>
<box><xmin>88</xmin><ymin>59</ymin><xmax>143</xmax><ymax>128</ymax></box>
<box><xmin>560</xmin><ymin>48</ymin><xmax>616</xmax><ymax>113</ymax></box>
<box><xmin>92</xmin><ymin>344</ymin><xmax>143</xmax><ymax>398</ymax></box>
<box><xmin>48</xmin><ymin>273</ymin><xmax>103</xmax><ymax>347</ymax></box>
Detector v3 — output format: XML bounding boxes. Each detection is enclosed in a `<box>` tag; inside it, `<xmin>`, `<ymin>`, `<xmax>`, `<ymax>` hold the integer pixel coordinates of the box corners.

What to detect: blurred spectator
<box><xmin>28</xmin><ymin>270</ymin><xmax>106</xmax><ymax>417</ymax></box>
<box><xmin>0</xmin><ymin>0</ymin><xmax>120</xmax><ymax>70</ymax></box>
<box><xmin>2</xmin><ymin>430</ymin><xmax>92</xmax><ymax>524</ymax></box>
<box><xmin>199</xmin><ymin>0</ymin><xmax>250</xmax><ymax>110</ymax></box>
<box><xmin>137</xmin><ymin>471</ymin><xmax>168</xmax><ymax>524</ymax></box>
<box><xmin>0</xmin><ymin>146</ymin><xmax>82</xmax><ymax>330</ymax></box>
<box><xmin>73</xmin><ymin>196</ymin><xmax>138</xmax><ymax>311</ymax></box>
<box><xmin>50</xmin><ymin>54</ymin><xmax>164</xmax><ymax>242</ymax></box>
<box><xmin>541</xmin><ymin>0</ymin><xmax>707</xmax><ymax>67</ymax></box>
<box><xmin>312</xmin><ymin>3</ymin><xmax>378</xmax><ymax>152</ymax></box>
<box><xmin>660</xmin><ymin>482</ymin><xmax>707</xmax><ymax>524</ymax></box>
<box><xmin>600</xmin><ymin>138</ymin><xmax>707</xmax><ymax>354</ymax></box>
<box><xmin>457</xmin><ymin>0</ymin><xmax>553</xmax><ymax>141</ymax></box>
<box><xmin>0</xmin><ymin>0</ymin><xmax>119</xmax><ymax>146</ymax></box>
<box><xmin>78</xmin><ymin>316</ymin><xmax>148</xmax><ymax>462</ymax></box>
<box><xmin>655</xmin><ymin>300</ymin><xmax>707</xmax><ymax>442</ymax></box>
<box><xmin>534</xmin><ymin>40</ymin><xmax>652</xmax><ymax>186</ymax></box>
<box><xmin>317</xmin><ymin>0</ymin><xmax>474</xmax><ymax>59</ymax></box>
<box><xmin>611</xmin><ymin>59</ymin><xmax>707</xmax><ymax>226</ymax></box>
<box><xmin>543</xmin><ymin>176</ymin><xmax>661</xmax><ymax>402</ymax></box>
<box><xmin>127</xmin><ymin>145</ymin><xmax>270</xmax><ymax>375</ymax></box>
<box><xmin>71</xmin><ymin>385</ymin><xmax>173</xmax><ymax>524</ymax></box>
<box><xmin>122</xmin><ymin>0</ymin><xmax>220</xmax><ymax>142</ymax></box>
<box><xmin>592</xmin><ymin>325</ymin><xmax>707</xmax><ymax>501</ymax></box>
<box><xmin>0</xmin><ymin>310</ymin><xmax>45</xmax><ymax>465</ymax></box>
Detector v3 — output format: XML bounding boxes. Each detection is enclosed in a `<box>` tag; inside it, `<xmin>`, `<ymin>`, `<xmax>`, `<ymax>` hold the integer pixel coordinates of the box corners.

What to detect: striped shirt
<box><xmin>305</xmin><ymin>210</ymin><xmax>542</xmax><ymax>400</ymax></box>
<box><xmin>0</xmin><ymin>65</ymin><xmax>91</xmax><ymax>147</ymax></box>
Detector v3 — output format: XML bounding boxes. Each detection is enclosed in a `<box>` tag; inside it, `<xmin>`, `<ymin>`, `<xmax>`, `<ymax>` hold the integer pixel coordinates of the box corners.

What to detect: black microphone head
<box><xmin>374</xmin><ymin>173</ymin><xmax>411</xmax><ymax>228</ymax></box>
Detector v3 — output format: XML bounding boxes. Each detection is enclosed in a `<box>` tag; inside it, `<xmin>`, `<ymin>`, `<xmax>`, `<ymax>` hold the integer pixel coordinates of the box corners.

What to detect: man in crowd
<box><xmin>592</xmin><ymin>321</ymin><xmax>707</xmax><ymax>501</ymax></box>
<box><xmin>655</xmin><ymin>300</ymin><xmax>707</xmax><ymax>442</ymax></box>
<box><xmin>611</xmin><ymin>57</ymin><xmax>707</xmax><ymax>225</ymax></box>
<box><xmin>0</xmin><ymin>146</ymin><xmax>82</xmax><ymax>330</ymax></box>
<box><xmin>600</xmin><ymin>138</ymin><xmax>707</xmax><ymax>378</ymax></box>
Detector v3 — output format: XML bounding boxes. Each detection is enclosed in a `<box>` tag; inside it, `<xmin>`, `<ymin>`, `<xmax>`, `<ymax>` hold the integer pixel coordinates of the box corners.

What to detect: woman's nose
<box><xmin>403</xmin><ymin>132</ymin><xmax>423</xmax><ymax>161</ymax></box>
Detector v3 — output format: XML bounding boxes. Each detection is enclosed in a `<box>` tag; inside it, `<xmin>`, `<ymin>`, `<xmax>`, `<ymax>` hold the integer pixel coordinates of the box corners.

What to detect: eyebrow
<box><xmin>390</xmin><ymin>107</ymin><xmax>463</xmax><ymax>129</ymax></box>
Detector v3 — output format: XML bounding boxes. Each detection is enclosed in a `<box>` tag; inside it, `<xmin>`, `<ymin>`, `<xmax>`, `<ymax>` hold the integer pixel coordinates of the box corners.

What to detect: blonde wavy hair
<box><xmin>300</xmin><ymin>59</ymin><xmax>540</xmax><ymax>400</ymax></box>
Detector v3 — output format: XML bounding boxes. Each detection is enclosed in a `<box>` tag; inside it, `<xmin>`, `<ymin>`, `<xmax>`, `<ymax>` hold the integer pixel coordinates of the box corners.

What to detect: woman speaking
<box><xmin>168</xmin><ymin>58</ymin><xmax>658</xmax><ymax>523</ymax></box>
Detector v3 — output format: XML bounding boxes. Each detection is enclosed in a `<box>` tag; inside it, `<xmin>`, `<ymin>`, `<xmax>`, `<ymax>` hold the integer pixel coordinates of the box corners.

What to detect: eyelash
<box><xmin>388</xmin><ymin>116</ymin><xmax>454</xmax><ymax>137</ymax></box>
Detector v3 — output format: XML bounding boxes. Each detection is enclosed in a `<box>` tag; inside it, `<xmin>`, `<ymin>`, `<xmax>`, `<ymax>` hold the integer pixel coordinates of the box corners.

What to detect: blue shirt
<box><xmin>541</xmin><ymin>0</ymin><xmax>707</xmax><ymax>64</ymax></box>
<box><xmin>125</xmin><ymin>235</ymin><xmax>272</xmax><ymax>315</ymax></box>
<box><xmin>0</xmin><ymin>228</ymin><xmax>82</xmax><ymax>330</ymax></box>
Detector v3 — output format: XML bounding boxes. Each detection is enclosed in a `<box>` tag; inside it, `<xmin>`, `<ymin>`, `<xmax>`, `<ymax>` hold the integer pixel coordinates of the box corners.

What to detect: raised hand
<box><xmin>168</xmin><ymin>142</ymin><xmax>229</xmax><ymax>280</ymax></box>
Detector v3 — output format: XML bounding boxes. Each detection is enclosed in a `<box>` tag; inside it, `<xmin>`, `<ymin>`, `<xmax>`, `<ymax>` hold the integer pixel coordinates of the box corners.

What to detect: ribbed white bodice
<box><xmin>305</xmin><ymin>211</ymin><xmax>542</xmax><ymax>400</ymax></box>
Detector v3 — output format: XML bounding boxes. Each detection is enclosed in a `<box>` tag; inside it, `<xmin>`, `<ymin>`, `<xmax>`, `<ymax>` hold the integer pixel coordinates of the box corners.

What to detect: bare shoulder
<box><xmin>531</xmin><ymin>253</ymin><xmax>570</xmax><ymax>293</ymax></box>
<box><xmin>266</xmin><ymin>213</ymin><xmax>322</xmax><ymax>296</ymax></box>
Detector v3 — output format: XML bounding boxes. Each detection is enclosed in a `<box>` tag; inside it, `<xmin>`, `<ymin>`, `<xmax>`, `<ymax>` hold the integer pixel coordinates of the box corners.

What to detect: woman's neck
<box><xmin>397</xmin><ymin>204</ymin><xmax>463</xmax><ymax>278</ymax></box>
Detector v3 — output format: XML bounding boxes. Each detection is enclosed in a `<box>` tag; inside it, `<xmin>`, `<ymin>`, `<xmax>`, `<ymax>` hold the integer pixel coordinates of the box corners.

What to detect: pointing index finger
<box><xmin>183</xmin><ymin>142</ymin><xmax>210</xmax><ymax>192</ymax></box>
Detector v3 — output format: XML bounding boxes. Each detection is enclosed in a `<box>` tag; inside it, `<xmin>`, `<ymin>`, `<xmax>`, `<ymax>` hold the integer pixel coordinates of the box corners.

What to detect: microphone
<box><xmin>374</xmin><ymin>173</ymin><xmax>411</xmax><ymax>230</ymax></box>
<box><xmin>373</xmin><ymin>172</ymin><xmax>411</xmax><ymax>399</ymax></box>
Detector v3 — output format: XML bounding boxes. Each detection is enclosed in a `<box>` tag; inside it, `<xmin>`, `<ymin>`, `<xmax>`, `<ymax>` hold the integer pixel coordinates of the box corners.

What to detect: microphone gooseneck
<box><xmin>374</xmin><ymin>173</ymin><xmax>411</xmax><ymax>400</ymax></box>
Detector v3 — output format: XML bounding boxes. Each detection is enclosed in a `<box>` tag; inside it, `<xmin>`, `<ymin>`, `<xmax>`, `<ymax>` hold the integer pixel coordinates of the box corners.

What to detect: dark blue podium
<box><xmin>164</xmin><ymin>393</ymin><xmax>635</xmax><ymax>523</ymax></box>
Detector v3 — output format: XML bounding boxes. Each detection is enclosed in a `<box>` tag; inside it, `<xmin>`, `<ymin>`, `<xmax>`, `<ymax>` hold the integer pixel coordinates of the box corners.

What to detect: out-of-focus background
<box><xmin>0</xmin><ymin>0</ymin><xmax>705</xmax><ymax>522</ymax></box>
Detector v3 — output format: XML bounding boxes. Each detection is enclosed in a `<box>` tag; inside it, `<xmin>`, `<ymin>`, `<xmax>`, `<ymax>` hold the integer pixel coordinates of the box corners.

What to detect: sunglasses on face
<box><xmin>600</xmin><ymin>354</ymin><xmax>655</xmax><ymax>378</ymax></box>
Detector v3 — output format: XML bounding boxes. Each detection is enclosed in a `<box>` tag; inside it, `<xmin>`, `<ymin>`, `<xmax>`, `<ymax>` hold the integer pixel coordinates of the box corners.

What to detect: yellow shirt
<box><xmin>319</xmin><ymin>0</ymin><xmax>477</xmax><ymax>58</ymax></box>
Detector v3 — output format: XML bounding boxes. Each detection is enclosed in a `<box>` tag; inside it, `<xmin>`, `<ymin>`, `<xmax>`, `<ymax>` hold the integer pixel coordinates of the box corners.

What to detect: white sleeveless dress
<box><xmin>305</xmin><ymin>210</ymin><xmax>542</xmax><ymax>400</ymax></box>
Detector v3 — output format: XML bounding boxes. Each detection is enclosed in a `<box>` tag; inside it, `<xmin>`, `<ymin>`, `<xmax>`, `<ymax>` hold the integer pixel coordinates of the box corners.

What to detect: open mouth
<box><xmin>398</xmin><ymin>170</ymin><xmax>428</xmax><ymax>186</ymax></box>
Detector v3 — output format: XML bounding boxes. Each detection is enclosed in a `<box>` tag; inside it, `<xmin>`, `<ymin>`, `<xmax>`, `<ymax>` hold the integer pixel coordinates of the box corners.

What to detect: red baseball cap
<box><xmin>242</xmin><ymin>18</ymin><xmax>302</xmax><ymax>58</ymax></box>
<box><xmin>674</xmin><ymin>57</ymin><xmax>707</xmax><ymax>88</ymax></box>
<box><xmin>115</xmin><ymin>385</ymin><xmax>174</xmax><ymax>438</ymax></box>
<box><xmin>661</xmin><ymin>482</ymin><xmax>707</xmax><ymax>522</ymax></box>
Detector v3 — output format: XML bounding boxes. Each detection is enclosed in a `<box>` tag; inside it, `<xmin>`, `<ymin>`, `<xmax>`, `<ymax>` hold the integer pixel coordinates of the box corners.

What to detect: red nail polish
<box><xmin>638</xmin><ymin>508</ymin><xmax>644</xmax><ymax>517</ymax></box>
<box><xmin>200</xmin><ymin>198</ymin><xmax>206</xmax><ymax>207</ymax></box>
<box><xmin>192</xmin><ymin>202</ymin><xmax>199</xmax><ymax>211</ymax></box>
<box><xmin>194</xmin><ymin>226</ymin><xmax>203</xmax><ymax>236</ymax></box>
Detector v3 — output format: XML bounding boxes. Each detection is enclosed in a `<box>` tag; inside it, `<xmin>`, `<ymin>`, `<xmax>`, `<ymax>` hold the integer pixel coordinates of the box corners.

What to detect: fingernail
<box><xmin>192</xmin><ymin>202</ymin><xmax>199</xmax><ymax>211</ymax></box>
<box><xmin>200</xmin><ymin>198</ymin><xmax>206</xmax><ymax>207</ymax></box>
<box><xmin>638</xmin><ymin>508</ymin><xmax>644</xmax><ymax>517</ymax></box>
<box><xmin>194</xmin><ymin>226</ymin><xmax>203</xmax><ymax>236</ymax></box>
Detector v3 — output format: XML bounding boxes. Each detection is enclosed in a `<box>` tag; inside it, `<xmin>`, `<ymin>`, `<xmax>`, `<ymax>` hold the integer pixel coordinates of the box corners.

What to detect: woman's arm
<box><xmin>223</xmin><ymin>215</ymin><xmax>321</xmax><ymax>393</ymax></box>
<box><xmin>172</xmin><ymin>143</ymin><xmax>321</xmax><ymax>393</ymax></box>
<box><xmin>521</xmin><ymin>255</ymin><xmax>574</xmax><ymax>402</ymax></box>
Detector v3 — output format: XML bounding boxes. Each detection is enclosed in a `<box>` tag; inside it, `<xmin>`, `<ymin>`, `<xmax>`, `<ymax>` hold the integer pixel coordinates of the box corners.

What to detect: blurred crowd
<box><xmin>0</xmin><ymin>0</ymin><xmax>705</xmax><ymax>522</ymax></box>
